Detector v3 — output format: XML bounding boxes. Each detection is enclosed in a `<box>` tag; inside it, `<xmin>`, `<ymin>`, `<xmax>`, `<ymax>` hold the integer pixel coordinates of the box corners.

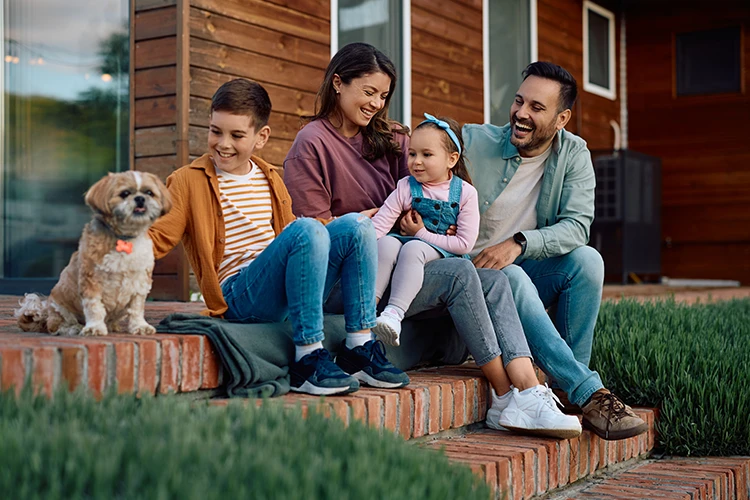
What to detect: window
<box><xmin>484</xmin><ymin>0</ymin><xmax>537</xmax><ymax>125</ymax></box>
<box><xmin>332</xmin><ymin>0</ymin><xmax>410</xmax><ymax>126</ymax></box>
<box><xmin>1</xmin><ymin>0</ymin><xmax>129</xmax><ymax>288</ymax></box>
<box><xmin>583</xmin><ymin>1</ymin><xmax>615</xmax><ymax>100</ymax></box>
<box><xmin>676</xmin><ymin>27</ymin><xmax>741</xmax><ymax>96</ymax></box>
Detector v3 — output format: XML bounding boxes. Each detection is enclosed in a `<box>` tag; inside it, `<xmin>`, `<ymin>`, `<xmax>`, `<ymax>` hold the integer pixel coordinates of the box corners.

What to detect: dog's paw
<box><xmin>131</xmin><ymin>324</ymin><xmax>156</xmax><ymax>336</ymax></box>
<box><xmin>81</xmin><ymin>323</ymin><xmax>108</xmax><ymax>337</ymax></box>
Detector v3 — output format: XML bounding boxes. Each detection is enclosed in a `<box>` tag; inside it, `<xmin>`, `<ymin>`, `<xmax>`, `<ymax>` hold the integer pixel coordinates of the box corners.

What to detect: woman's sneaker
<box><xmin>372</xmin><ymin>310</ymin><xmax>402</xmax><ymax>346</ymax></box>
<box><xmin>498</xmin><ymin>385</ymin><xmax>582</xmax><ymax>439</ymax></box>
<box><xmin>290</xmin><ymin>348</ymin><xmax>360</xmax><ymax>396</ymax></box>
<box><xmin>336</xmin><ymin>339</ymin><xmax>410</xmax><ymax>388</ymax></box>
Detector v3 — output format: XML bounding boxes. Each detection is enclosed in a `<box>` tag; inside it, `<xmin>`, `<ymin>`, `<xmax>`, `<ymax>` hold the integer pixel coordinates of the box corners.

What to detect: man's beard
<box><xmin>510</xmin><ymin>115</ymin><xmax>557</xmax><ymax>154</ymax></box>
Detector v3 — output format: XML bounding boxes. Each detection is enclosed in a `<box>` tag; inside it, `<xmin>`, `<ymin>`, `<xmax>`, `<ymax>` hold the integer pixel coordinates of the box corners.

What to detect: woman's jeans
<box><xmin>221</xmin><ymin>214</ymin><xmax>378</xmax><ymax>346</ymax></box>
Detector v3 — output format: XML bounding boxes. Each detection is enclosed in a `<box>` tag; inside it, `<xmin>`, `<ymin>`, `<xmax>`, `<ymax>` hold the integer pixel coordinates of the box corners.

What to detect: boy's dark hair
<box><xmin>306</xmin><ymin>42</ymin><xmax>406</xmax><ymax>162</ymax></box>
<box><xmin>211</xmin><ymin>78</ymin><xmax>272</xmax><ymax>129</ymax></box>
<box><xmin>414</xmin><ymin>116</ymin><xmax>473</xmax><ymax>185</ymax></box>
<box><xmin>522</xmin><ymin>62</ymin><xmax>578</xmax><ymax>112</ymax></box>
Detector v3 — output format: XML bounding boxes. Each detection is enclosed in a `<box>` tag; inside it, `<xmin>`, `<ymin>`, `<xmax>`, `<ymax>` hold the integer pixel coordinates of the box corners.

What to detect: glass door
<box><xmin>1</xmin><ymin>0</ymin><xmax>129</xmax><ymax>291</ymax></box>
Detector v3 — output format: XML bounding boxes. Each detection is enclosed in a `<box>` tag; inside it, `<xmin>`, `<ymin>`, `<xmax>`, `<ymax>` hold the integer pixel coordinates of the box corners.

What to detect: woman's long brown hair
<box><xmin>304</xmin><ymin>42</ymin><xmax>407</xmax><ymax>162</ymax></box>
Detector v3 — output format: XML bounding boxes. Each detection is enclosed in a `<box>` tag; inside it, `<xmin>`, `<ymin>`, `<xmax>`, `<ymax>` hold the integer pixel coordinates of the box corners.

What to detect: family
<box><xmin>148</xmin><ymin>42</ymin><xmax>648</xmax><ymax>442</ymax></box>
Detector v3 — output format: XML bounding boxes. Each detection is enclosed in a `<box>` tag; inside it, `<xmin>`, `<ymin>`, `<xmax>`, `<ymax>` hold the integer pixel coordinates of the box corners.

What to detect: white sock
<box><xmin>295</xmin><ymin>341</ymin><xmax>324</xmax><ymax>362</ymax></box>
<box><xmin>346</xmin><ymin>332</ymin><xmax>372</xmax><ymax>349</ymax></box>
<box><xmin>383</xmin><ymin>305</ymin><xmax>405</xmax><ymax>321</ymax></box>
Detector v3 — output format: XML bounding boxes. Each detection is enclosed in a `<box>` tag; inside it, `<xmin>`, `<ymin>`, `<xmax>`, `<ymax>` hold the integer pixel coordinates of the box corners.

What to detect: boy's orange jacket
<box><xmin>148</xmin><ymin>154</ymin><xmax>296</xmax><ymax>317</ymax></box>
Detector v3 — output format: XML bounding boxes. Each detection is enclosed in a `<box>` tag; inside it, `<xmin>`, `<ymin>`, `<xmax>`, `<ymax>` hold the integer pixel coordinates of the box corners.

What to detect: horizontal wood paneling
<box><xmin>135</xmin><ymin>126</ymin><xmax>177</xmax><ymax>157</ymax></box>
<box><xmin>190</xmin><ymin>38</ymin><xmax>324</xmax><ymax>93</ymax></box>
<box><xmin>135</xmin><ymin>155</ymin><xmax>179</xmax><ymax>180</ymax></box>
<box><xmin>134</xmin><ymin>37</ymin><xmax>177</xmax><ymax>69</ymax></box>
<box><xmin>135</xmin><ymin>0</ymin><xmax>175</xmax><ymax>11</ymax></box>
<box><xmin>261</xmin><ymin>0</ymin><xmax>329</xmax><ymax>21</ymax></box>
<box><xmin>537</xmin><ymin>0</ymin><xmax>621</xmax><ymax>150</ymax></box>
<box><xmin>134</xmin><ymin>7</ymin><xmax>177</xmax><ymax>40</ymax></box>
<box><xmin>189</xmin><ymin>8</ymin><xmax>329</xmax><ymax>69</ymax></box>
<box><xmin>134</xmin><ymin>66</ymin><xmax>177</xmax><ymax>98</ymax></box>
<box><xmin>189</xmin><ymin>67</ymin><xmax>316</xmax><ymax>117</ymax></box>
<box><xmin>411</xmin><ymin>0</ymin><xmax>483</xmax><ymax>128</ymax></box>
<box><xmin>191</xmin><ymin>0</ymin><xmax>329</xmax><ymax>45</ymax></box>
<box><xmin>135</xmin><ymin>95</ymin><xmax>178</xmax><ymax>128</ymax></box>
<box><xmin>627</xmin><ymin>3</ymin><xmax>750</xmax><ymax>283</ymax></box>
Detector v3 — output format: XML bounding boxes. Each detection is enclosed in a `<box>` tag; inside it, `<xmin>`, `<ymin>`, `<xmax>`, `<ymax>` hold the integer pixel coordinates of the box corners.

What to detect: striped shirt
<box><xmin>216</xmin><ymin>161</ymin><xmax>276</xmax><ymax>285</ymax></box>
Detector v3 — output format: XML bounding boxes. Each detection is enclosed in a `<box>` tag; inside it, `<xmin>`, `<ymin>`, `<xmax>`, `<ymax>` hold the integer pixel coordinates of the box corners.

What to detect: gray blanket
<box><xmin>157</xmin><ymin>313</ymin><xmax>468</xmax><ymax>398</ymax></box>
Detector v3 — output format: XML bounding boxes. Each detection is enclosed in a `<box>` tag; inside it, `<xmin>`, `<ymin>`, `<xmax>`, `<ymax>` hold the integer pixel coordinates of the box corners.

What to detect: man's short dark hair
<box><xmin>211</xmin><ymin>79</ymin><xmax>272</xmax><ymax>129</ymax></box>
<box><xmin>522</xmin><ymin>62</ymin><xmax>578</xmax><ymax>112</ymax></box>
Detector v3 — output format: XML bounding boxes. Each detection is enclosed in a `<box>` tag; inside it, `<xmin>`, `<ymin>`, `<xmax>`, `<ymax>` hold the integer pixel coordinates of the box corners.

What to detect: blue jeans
<box><xmin>496</xmin><ymin>245</ymin><xmax>605</xmax><ymax>406</ymax></box>
<box><xmin>221</xmin><ymin>214</ymin><xmax>378</xmax><ymax>346</ymax></box>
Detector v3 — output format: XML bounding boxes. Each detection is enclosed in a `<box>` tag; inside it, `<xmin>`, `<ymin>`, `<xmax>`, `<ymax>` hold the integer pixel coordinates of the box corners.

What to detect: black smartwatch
<box><xmin>513</xmin><ymin>232</ymin><xmax>527</xmax><ymax>255</ymax></box>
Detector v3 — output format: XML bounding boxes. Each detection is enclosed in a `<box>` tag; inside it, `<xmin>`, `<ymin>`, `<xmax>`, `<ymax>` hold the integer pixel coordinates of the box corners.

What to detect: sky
<box><xmin>3</xmin><ymin>0</ymin><xmax>129</xmax><ymax>100</ymax></box>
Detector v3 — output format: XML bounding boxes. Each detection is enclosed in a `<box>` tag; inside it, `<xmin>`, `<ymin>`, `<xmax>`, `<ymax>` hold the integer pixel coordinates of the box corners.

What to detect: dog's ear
<box><xmin>85</xmin><ymin>173</ymin><xmax>115</xmax><ymax>215</ymax></box>
<box><xmin>144</xmin><ymin>172</ymin><xmax>172</xmax><ymax>216</ymax></box>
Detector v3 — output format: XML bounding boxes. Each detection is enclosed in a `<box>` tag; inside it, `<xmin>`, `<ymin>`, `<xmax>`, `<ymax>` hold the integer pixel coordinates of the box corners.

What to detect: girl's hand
<box><xmin>399</xmin><ymin>209</ymin><xmax>424</xmax><ymax>236</ymax></box>
<box><xmin>360</xmin><ymin>207</ymin><xmax>379</xmax><ymax>218</ymax></box>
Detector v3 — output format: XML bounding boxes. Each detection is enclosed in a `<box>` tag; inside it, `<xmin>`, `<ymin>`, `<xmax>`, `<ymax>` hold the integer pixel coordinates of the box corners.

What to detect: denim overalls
<box><xmin>391</xmin><ymin>175</ymin><xmax>469</xmax><ymax>258</ymax></box>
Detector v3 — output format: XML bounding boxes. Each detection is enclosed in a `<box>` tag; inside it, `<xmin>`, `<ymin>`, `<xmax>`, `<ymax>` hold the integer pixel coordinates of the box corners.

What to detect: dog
<box><xmin>15</xmin><ymin>171</ymin><xmax>172</xmax><ymax>336</ymax></box>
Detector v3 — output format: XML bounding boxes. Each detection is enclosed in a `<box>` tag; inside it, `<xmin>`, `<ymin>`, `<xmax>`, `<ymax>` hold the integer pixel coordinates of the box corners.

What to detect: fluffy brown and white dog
<box><xmin>15</xmin><ymin>171</ymin><xmax>172</xmax><ymax>336</ymax></box>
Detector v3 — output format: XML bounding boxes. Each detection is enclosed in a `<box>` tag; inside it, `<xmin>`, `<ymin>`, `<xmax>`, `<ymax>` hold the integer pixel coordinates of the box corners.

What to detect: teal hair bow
<box><xmin>419</xmin><ymin>113</ymin><xmax>461</xmax><ymax>154</ymax></box>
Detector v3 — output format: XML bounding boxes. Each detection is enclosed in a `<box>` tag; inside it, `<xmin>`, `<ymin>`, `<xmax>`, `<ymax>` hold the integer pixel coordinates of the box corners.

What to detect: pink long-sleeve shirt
<box><xmin>371</xmin><ymin>175</ymin><xmax>480</xmax><ymax>255</ymax></box>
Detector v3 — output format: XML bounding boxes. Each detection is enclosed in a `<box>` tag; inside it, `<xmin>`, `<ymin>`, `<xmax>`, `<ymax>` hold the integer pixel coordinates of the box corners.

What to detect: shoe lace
<box><xmin>537</xmin><ymin>385</ymin><xmax>563</xmax><ymax>411</ymax></box>
<box><xmin>365</xmin><ymin>339</ymin><xmax>392</xmax><ymax>367</ymax></box>
<box><xmin>305</xmin><ymin>349</ymin><xmax>339</xmax><ymax>376</ymax></box>
<box><xmin>591</xmin><ymin>391</ymin><xmax>631</xmax><ymax>423</ymax></box>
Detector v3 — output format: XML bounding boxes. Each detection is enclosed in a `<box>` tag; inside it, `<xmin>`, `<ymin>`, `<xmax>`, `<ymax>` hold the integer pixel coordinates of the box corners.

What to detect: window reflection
<box><xmin>2</xmin><ymin>0</ymin><xmax>129</xmax><ymax>279</ymax></box>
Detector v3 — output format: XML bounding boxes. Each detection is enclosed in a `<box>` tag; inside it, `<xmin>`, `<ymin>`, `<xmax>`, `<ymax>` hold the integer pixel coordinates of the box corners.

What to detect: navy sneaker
<box><xmin>336</xmin><ymin>339</ymin><xmax>410</xmax><ymax>389</ymax></box>
<box><xmin>290</xmin><ymin>348</ymin><xmax>360</xmax><ymax>396</ymax></box>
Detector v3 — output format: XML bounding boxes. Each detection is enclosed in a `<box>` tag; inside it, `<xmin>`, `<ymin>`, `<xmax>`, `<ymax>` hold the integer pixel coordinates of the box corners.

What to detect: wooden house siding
<box><xmin>410</xmin><ymin>0</ymin><xmax>484</xmax><ymax>127</ymax></box>
<box><xmin>626</xmin><ymin>2</ymin><xmax>750</xmax><ymax>284</ymax></box>
<box><xmin>537</xmin><ymin>0</ymin><xmax>621</xmax><ymax>152</ymax></box>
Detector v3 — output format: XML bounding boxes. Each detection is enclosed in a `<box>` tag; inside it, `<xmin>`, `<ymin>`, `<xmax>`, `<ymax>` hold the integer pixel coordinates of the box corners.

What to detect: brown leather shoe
<box><xmin>551</xmin><ymin>388</ymin><xmax>582</xmax><ymax>414</ymax></box>
<box><xmin>581</xmin><ymin>389</ymin><xmax>648</xmax><ymax>440</ymax></box>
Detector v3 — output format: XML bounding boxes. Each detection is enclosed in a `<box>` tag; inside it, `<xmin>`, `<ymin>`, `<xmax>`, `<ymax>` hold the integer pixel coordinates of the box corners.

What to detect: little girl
<box><xmin>371</xmin><ymin>114</ymin><xmax>479</xmax><ymax>346</ymax></box>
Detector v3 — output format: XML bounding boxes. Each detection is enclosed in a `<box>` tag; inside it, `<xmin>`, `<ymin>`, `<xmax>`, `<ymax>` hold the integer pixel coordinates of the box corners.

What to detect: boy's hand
<box><xmin>360</xmin><ymin>207</ymin><xmax>379</xmax><ymax>218</ymax></box>
<box><xmin>399</xmin><ymin>209</ymin><xmax>424</xmax><ymax>236</ymax></box>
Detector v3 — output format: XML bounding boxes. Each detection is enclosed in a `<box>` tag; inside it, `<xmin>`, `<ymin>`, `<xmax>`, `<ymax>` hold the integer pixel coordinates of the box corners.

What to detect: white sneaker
<box><xmin>373</xmin><ymin>310</ymin><xmax>402</xmax><ymax>346</ymax></box>
<box><xmin>498</xmin><ymin>385</ymin><xmax>582</xmax><ymax>439</ymax></box>
<box><xmin>486</xmin><ymin>387</ymin><xmax>513</xmax><ymax>431</ymax></box>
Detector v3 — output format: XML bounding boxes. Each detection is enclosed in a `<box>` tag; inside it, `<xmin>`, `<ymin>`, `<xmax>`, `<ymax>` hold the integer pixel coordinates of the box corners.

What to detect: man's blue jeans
<box><xmin>221</xmin><ymin>214</ymin><xmax>378</xmax><ymax>346</ymax></box>
<box><xmin>496</xmin><ymin>245</ymin><xmax>605</xmax><ymax>406</ymax></box>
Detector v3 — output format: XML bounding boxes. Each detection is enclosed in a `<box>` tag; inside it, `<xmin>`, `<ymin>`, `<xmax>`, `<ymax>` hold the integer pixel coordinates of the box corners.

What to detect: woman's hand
<box><xmin>360</xmin><ymin>207</ymin><xmax>379</xmax><ymax>218</ymax></box>
<box><xmin>399</xmin><ymin>209</ymin><xmax>425</xmax><ymax>236</ymax></box>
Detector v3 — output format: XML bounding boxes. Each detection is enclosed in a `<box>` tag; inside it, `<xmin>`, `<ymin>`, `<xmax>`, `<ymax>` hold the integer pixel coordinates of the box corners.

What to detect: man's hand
<box><xmin>360</xmin><ymin>207</ymin><xmax>379</xmax><ymax>218</ymax></box>
<box><xmin>399</xmin><ymin>209</ymin><xmax>425</xmax><ymax>236</ymax></box>
<box><xmin>472</xmin><ymin>237</ymin><xmax>523</xmax><ymax>270</ymax></box>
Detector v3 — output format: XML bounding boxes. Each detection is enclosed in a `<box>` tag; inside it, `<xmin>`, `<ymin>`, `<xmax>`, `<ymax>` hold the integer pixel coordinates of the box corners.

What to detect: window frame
<box><xmin>583</xmin><ymin>0</ymin><xmax>616</xmax><ymax>100</ymax></box>
<box><xmin>482</xmin><ymin>0</ymin><xmax>538</xmax><ymax>124</ymax></box>
<box><xmin>330</xmin><ymin>0</ymin><xmax>412</xmax><ymax>128</ymax></box>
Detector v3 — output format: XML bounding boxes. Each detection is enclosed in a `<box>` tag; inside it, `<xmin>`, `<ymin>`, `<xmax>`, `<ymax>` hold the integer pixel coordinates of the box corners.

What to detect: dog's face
<box><xmin>85</xmin><ymin>171</ymin><xmax>172</xmax><ymax>235</ymax></box>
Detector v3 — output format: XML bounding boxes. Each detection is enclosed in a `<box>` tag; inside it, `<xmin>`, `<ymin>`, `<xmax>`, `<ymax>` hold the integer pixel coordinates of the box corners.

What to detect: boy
<box><xmin>148</xmin><ymin>79</ymin><xmax>409</xmax><ymax>395</ymax></box>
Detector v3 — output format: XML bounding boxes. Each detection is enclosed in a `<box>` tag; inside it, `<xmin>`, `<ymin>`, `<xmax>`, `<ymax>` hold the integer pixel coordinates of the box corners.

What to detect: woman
<box><xmin>284</xmin><ymin>43</ymin><xmax>579</xmax><ymax>437</ymax></box>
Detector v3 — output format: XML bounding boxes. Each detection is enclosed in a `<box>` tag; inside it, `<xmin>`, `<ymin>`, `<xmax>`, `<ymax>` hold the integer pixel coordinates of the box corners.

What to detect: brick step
<box><xmin>211</xmin><ymin>367</ymin><xmax>493</xmax><ymax>438</ymax></box>
<box><xmin>548</xmin><ymin>457</ymin><xmax>750</xmax><ymax>500</ymax></box>
<box><xmin>0</xmin><ymin>331</ymin><xmax>222</xmax><ymax>397</ymax></box>
<box><xmin>424</xmin><ymin>412</ymin><xmax>656</xmax><ymax>500</ymax></box>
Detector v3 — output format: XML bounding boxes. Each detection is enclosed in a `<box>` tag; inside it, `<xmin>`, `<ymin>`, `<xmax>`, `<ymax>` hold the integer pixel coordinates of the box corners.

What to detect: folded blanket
<box><xmin>157</xmin><ymin>313</ymin><xmax>468</xmax><ymax>398</ymax></box>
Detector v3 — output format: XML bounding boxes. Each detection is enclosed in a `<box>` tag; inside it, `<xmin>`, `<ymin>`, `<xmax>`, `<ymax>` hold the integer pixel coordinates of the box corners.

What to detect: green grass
<box><xmin>592</xmin><ymin>298</ymin><xmax>750</xmax><ymax>456</ymax></box>
<box><xmin>0</xmin><ymin>390</ymin><xmax>491</xmax><ymax>499</ymax></box>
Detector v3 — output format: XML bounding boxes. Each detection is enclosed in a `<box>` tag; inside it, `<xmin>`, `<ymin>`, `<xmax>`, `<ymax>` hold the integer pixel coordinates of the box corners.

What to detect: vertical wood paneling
<box><xmin>627</xmin><ymin>2</ymin><xmax>750</xmax><ymax>284</ymax></box>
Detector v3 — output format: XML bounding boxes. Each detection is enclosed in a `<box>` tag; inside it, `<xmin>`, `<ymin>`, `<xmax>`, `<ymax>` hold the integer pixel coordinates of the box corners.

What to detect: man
<box><xmin>463</xmin><ymin>61</ymin><xmax>647</xmax><ymax>440</ymax></box>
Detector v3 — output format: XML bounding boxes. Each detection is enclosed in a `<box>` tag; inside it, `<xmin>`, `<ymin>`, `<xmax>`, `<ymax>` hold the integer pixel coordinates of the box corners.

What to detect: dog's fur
<box><xmin>15</xmin><ymin>171</ymin><xmax>172</xmax><ymax>336</ymax></box>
